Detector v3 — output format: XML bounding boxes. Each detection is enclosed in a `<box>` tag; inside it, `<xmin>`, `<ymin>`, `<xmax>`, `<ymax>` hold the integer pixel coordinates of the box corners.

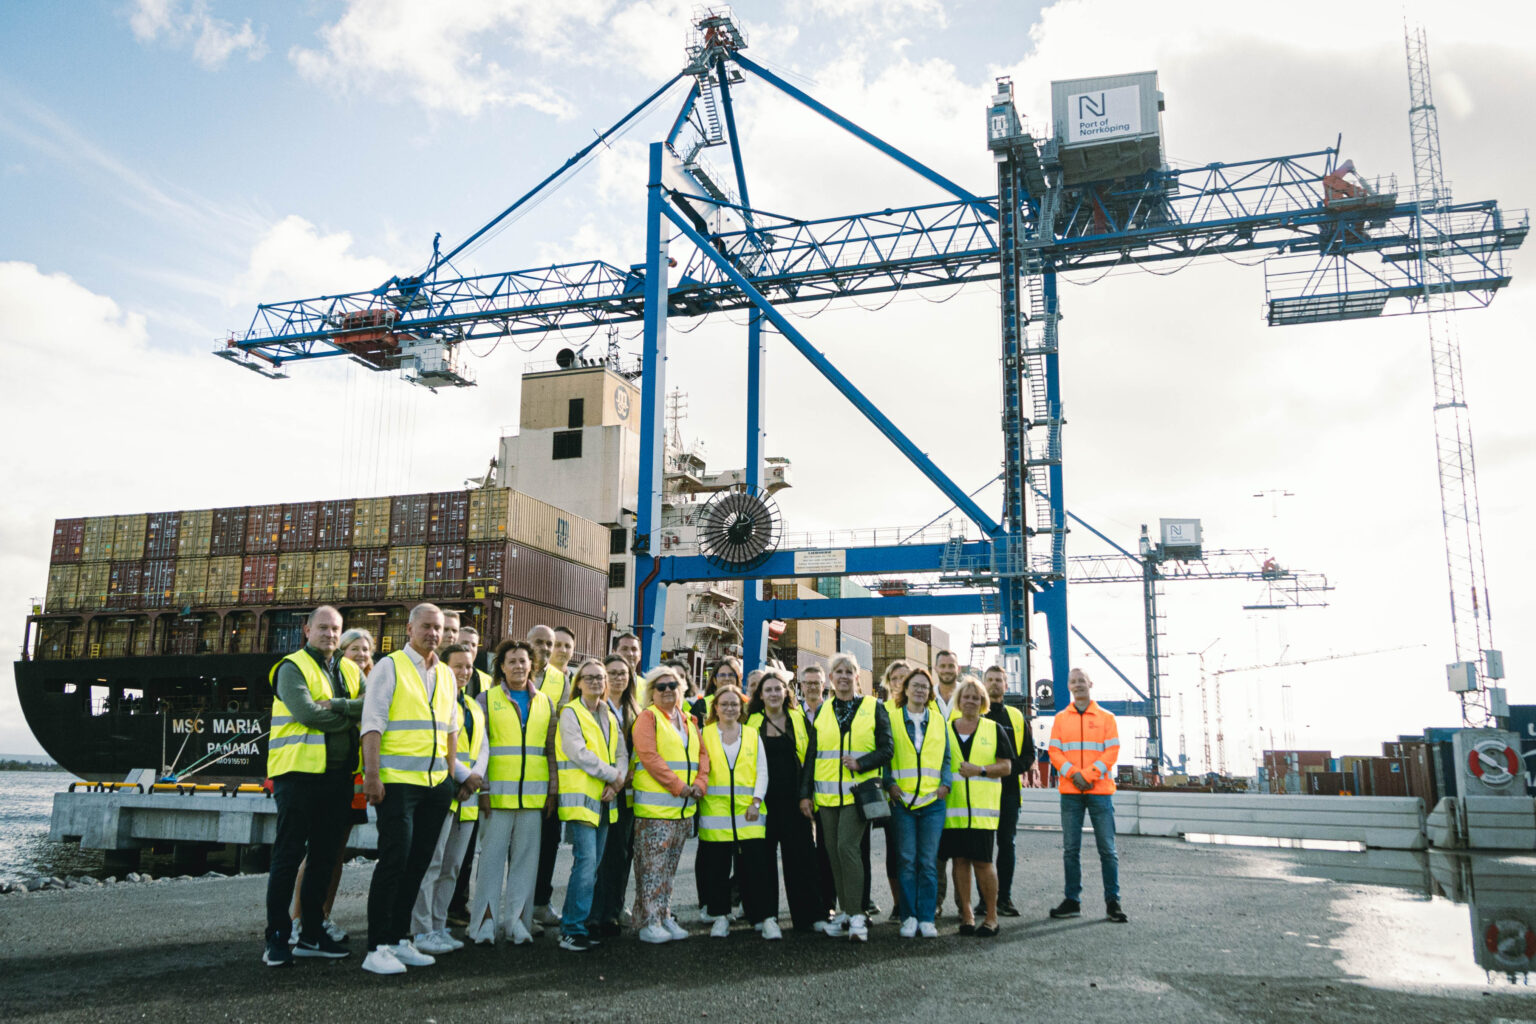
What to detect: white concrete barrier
<box><xmin>1018</xmin><ymin>789</ymin><xmax>1140</xmax><ymax>835</ymax></box>
<box><xmin>50</xmin><ymin>790</ymin><xmax>378</xmax><ymax>852</ymax></box>
<box><xmin>1137</xmin><ymin>793</ymin><xmax>1427</xmax><ymax>849</ymax></box>
<box><xmin>1461</xmin><ymin>795</ymin><xmax>1536</xmax><ymax>851</ymax></box>
<box><xmin>1426</xmin><ymin>797</ymin><xmax>1461</xmax><ymax>849</ymax></box>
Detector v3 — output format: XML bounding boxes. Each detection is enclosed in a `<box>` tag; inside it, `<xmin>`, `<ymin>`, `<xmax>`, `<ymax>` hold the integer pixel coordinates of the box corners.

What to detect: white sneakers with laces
<box><xmin>391</xmin><ymin>940</ymin><xmax>435</xmax><ymax>967</ymax></box>
<box><xmin>508</xmin><ymin>919</ymin><xmax>534</xmax><ymax>945</ymax></box>
<box><xmin>822</xmin><ymin>912</ymin><xmax>848</xmax><ymax>938</ymax></box>
<box><xmin>710</xmin><ymin>917</ymin><xmax>731</xmax><ymax>938</ymax></box>
<box><xmin>899</xmin><ymin>917</ymin><xmax>918</xmax><ymax>938</ymax></box>
<box><xmin>412</xmin><ymin>931</ymin><xmax>456</xmax><ymax>955</ymax></box>
<box><xmin>847</xmin><ymin>914</ymin><xmax>869</xmax><ymax>942</ymax></box>
<box><xmin>361</xmin><ymin>944</ymin><xmax>406</xmax><ymax>976</ymax></box>
<box><xmin>437</xmin><ymin>928</ymin><xmax>464</xmax><ymax>951</ymax></box>
<box><xmin>760</xmin><ymin>919</ymin><xmax>783</xmax><ymax>941</ymax></box>
<box><xmin>662</xmin><ymin>917</ymin><xmax>690</xmax><ymax>940</ymax></box>
<box><xmin>323</xmin><ymin>919</ymin><xmax>348</xmax><ymax>943</ymax></box>
<box><xmin>637</xmin><ymin>923</ymin><xmax>671</xmax><ymax>944</ymax></box>
<box><xmin>918</xmin><ymin>921</ymin><xmax>939</xmax><ymax>939</ymax></box>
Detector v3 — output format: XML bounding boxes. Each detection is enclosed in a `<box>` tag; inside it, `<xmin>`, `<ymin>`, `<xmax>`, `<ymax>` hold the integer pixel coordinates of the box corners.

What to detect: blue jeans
<box><xmin>561</xmin><ymin>818</ymin><xmax>609</xmax><ymax>938</ymax></box>
<box><xmin>890</xmin><ymin>797</ymin><xmax>946</xmax><ymax>923</ymax></box>
<box><xmin>1060</xmin><ymin>794</ymin><xmax>1119</xmax><ymax>902</ymax></box>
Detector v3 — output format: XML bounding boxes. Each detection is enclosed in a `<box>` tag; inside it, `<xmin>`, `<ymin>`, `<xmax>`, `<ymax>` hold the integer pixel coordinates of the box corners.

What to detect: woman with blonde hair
<box><xmin>631</xmin><ymin>664</ymin><xmax>708</xmax><ymax>943</ymax></box>
<box><xmin>943</xmin><ymin>676</ymin><xmax>1015</xmax><ymax>938</ymax></box>
<box><xmin>697</xmin><ymin>684</ymin><xmax>778</xmax><ymax>939</ymax></box>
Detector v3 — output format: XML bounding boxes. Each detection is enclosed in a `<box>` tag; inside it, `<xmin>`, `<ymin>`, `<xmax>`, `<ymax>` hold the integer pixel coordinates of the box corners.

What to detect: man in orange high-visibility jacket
<box><xmin>1047</xmin><ymin>668</ymin><xmax>1127</xmax><ymax>923</ymax></box>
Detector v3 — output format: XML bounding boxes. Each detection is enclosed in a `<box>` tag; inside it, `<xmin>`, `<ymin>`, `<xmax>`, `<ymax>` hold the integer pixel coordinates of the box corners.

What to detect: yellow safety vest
<box><xmin>555</xmin><ymin>700</ymin><xmax>620</xmax><ymax>826</ymax></box>
<box><xmin>377</xmin><ymin>651</ymin><xmax>457</xmax><ymax>787</ymax></box>
<box><xmin>536</xmin><ymin>664</ymin><xmax>570</xmax><ymax>706</ymax></box>
<box><xmin>485</xmin><ymin>685</ymin><xmax>555</xmax><ymax>810</ymax></box>
<box><xmin>811</xmin><ymin>698</ymin><xmax>878</xmax><ymax>809</ymax></box>
<box><xmin>888</xmin><ymin>707</ymin><xmax>948</xmax><ymax>810</ymax></box>
<box><xmin>745</xmin><ymin>709</ymin><xmax>808</xmax><ymax>765</ymax></box>
<box><xmin>631</xmin><ymin>706</ymin><xmax>700</xmax><ymax>820</ymax></box>
<box><xmin>997</xmin><ymin>703</ymin><xmax>1027</xmax><ymax>791</ymax></box>
<box><xmin>699</xmin><ymin>723</ymin><xmax>765</xmax><ymax>842</ymax></box>
<box><xmin>267</xmin><ymin>650</ymin><xmax>362</xmax><ymax>777</ymax></box>
<box><xmin>449</xmin><ymin>691</ymin><xmax>486</xmax><ymax>822</ymax></box>
<box><xmin>945</xmin><ymin>718</ymin><xmax>1002</xmax><ymax>831</ymax></box>
<box><xmin>474</xmin><ymin>668</ymin><xmax>493</xmax><ymax>696</ymax></box>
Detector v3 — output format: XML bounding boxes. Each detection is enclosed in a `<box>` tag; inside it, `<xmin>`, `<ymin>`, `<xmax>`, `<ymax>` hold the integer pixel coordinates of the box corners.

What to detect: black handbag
<box><xmin>851</xmin><ymin>777</ymin><xmax>890</xmax><ymax>823</ymax></box>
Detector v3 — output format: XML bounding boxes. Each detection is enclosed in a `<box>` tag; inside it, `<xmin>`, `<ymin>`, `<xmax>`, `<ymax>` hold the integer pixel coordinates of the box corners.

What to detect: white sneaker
<box><xmin>918</xmin><ymin>921</ymin><xmax>939</xmax><ymax>939</ymax></box>
<box><xmin>637</xmin><ymin>923</ymin><xmax>671</xmax><ymax>944</ymax></box>
<box><xmin>534</xmin><ymin>904</ymin><xmax>562</xmax><ymax>926</ymax></box>
<box><xmin>392</xmin><ymin>940</ymin><xmax>435</xmax><ymax>967</ymax></box>
<box><xmin>710</xmin><ymin>917</ymin><xmax>730</xmax><ymax>938</ymax></box>
<box><xmin>361</xmin><ymin>944</ymin><xmax>406</xmax><ymax>975</ymax></box>
<box><xmin>471</xmin><ymin>918</ymin><xmax>496</xmax><ymax>946</ymax></box>
<box><xmin>848</xmin><ymin>914</ymin><xmax>868</xmax><ymax>942</ymax></box>
<box><xmin>323</xmin><ymin>919</ymin><xmax>348</xmax><ymax>943</ymax></box>
<box><xmin>508</xmin><ymin>919</ymin><xmax>534</xmax><ymax>945</ymax></box>
<box><xmin>662</xmin><ymin>917</ymin><xmax>689</xmax><ymax>941</ymax></box>
<box><xmin>760</xmin><ymin>919</ymin><xmax>783</xmax><ymax>941</ymax></box>
<box><xmin>698</xmin><ymin>907</ymin><xmax>716</xmax><ymax>924</ymax></box>
<box><xmin>413</xmin><ymin>931</ymin><xmax>455</xmax><ymax>955</ymax></box>
<box><xmin>288</xmin><ymin>919</ymin><xmax>300</xmax><ymax>946</ymax></box>
<box><xmin>437</xmin><ymin>928</ymin><xmax>464</xmax><ymax>951</ymax></box>
<box><xmin>823</xmin><ymin>912</ymin><xmax>848</xmax><ymax>938</ymax></box>
<box><xmin>899</xmin><ymin>917</ymin><xmax>918</xmax><ymax>938</ymax></box>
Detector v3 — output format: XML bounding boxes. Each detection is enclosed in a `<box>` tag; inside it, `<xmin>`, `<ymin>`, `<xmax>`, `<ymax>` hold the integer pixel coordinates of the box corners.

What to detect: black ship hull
<box><xmin>14</xmin><ymin>653</ymin><xmax>284</xmax><ymax>782</ymax></box>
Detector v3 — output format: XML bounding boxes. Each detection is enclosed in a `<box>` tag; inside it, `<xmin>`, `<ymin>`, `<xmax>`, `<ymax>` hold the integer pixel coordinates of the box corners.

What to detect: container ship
<box><xmin>17</xmin><ymin>487</ymin><xmax>611</xmax><ymax>783</ymax></box>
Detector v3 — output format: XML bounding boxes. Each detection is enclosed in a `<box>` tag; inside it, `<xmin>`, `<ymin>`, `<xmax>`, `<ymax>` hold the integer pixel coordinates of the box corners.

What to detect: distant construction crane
<box><xmin>1405</xmin><ymin>24</ymin><xmax>1504</xmax><ymax>724</ymax></box>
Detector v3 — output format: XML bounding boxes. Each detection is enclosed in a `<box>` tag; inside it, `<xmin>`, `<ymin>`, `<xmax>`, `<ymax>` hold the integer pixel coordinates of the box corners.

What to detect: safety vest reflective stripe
<box><xmin>699</xmin><ymin>724</ymin><xmax>765</xmax><ymax>842</ymax></box>
<box><xmin>811</xmin><ymin>698</ymin><xmax>877</xmax><ymax>809</ymax></box>
<box><xmin>267</xmin><ymin>650</ymin><xmax>361</xmax><ymax>777</ymax></box>
<box><xmin>485</xmin><ymin>685</ymin><xmax>554</xmax><ymax>810</ymax></box>
<box><xmin>376</xmin><ymin>651</ymin><xmax>457</xmax><ymax>788</ymax></box>
<box><xmin>944</xmin><ymin>718</ymin><xmax>1002</xmax><ymax>832</ymax></box>
<box><xmin>1051</xmin><ymin>738</ymin><xmax>1116</xmax><ymax>752</ymax></box>
<box><xmin>631</xmin><ymin>707</ymin><xmax>699</xmax><ymax>821</ymax></box>
<box><xmin>555</xmin><ymin>701</ymin><xmax>619</xmax><ymax>826</ymax></box>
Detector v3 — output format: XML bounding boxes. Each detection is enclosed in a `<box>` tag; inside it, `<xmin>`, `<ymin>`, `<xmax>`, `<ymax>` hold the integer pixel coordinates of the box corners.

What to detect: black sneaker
<box><xmin>1049</xmin><ymin>899</ymin><xmax>1081</xmax><ymax>919</ymax></box>
<box><xmin>998</xmin><ymin>899</ymin><xmax>1021</xmax><ymax>918</ymax></box>
<box><xmin>262</xmin><ymin>934</ymin><xmax>294</xmax><ymax>967</ymax></box>
<box><xmin>1106</xmin><ymin>900</ymin><xmax>1128</xmax><ymax>923</ymax></box>
<box><xmin>294</xmin><ymin>932</ymin><xmax>350</xmax><ymax>959</ymax></box>
<box><xmin>558</xmin><ymin>934</ymin><xmax>591</xmax><ymax>952</ymax></box>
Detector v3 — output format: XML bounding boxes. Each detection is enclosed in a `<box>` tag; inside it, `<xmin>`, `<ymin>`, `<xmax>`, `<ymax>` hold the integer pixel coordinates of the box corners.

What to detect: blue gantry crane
<box><xmin>220</xmin><ymin>10</ymin><xmax>1525</xmax><ymax>756</ymax></box>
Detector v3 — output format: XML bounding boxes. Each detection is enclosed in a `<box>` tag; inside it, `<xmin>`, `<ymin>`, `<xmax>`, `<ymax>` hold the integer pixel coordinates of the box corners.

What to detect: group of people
<box><xmin>261</xmin><ymin>603</ymin><xmax>1128</xmax><ymax>976</ymax></box>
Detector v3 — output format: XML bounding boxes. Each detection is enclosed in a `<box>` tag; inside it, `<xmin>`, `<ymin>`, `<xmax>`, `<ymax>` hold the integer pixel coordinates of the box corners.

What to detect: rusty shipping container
<box><xmin>280</xmin><ymin>502</ymin><xmax>320</xmax><ymax>552</ymax></box>
<box><xmin>316</xmin><ymin>499</ymin><xmax>353</xmax><ymax>550</ymax></box>
<box><xmin>424</xmin><ymin>543</ymin><xmax>467</xmax><ymax>600</ymax></box>
<box><xmin>311</xmin><ymin>550</ymin><xmax>350</xmax><ymax>602</ymax></box>
<box><xmin>80</xmin><ymin>516</ymin><xmax>114</xmax><ymax>562</ymax></box>
<box><xmin>349</xmin><ymin>547</ymin><xmax>390</xmax><ymax>601</ymax></box>
<box><xmin>465</xmin><ymin>541</ymin><xmax>510</xmax><ymax>594</ymax></box>
<box><xmin>467</xmin><ymin>488</ymin><xmax>608</xmax><ymax>571</ymax></box>
<box><xmin>206</xmin><ymin>555</ymin><xmax>244</xmax><ymax>605</ymax></box>
<box><xmin>428</xmin><ymin>491</ymin><xmax>470</xmax><ymax>544</ymax></box>
<box><xmin>45</xmin><ymin>564</ymin><xmax>79</xmax><ymax>613</ymax></box>
<box><xmin>142</xmin><ymin>559</ymin><xmax>175</xmax><ymax>608</ymax></box>
<box><xmin>177</xmin><ymin>509</ymin><xmax>213</xmax><ymax>559</ymax></box>
<box><xmin>210</xmin><ymin>507</ymin><xmax>247</xmax><ymax>557</ymax></box>
<box><xmin>107</xmin><ymin>561</ymin><xmax>143</xmax><ymax>611</ymax></box>
<box><xmin>240</xmin><ymin>553</ymin><xmax>279</xmax><ymax>605</ymax></box>
<box><xmin>111</xmin><ymin>514</ymin><xmax>146</xmax><ymax>562</ymax></box>
<box><xmin>51</xmin><ymin>519</ymin><xmax>84</xmax><ymax>564</ymax></box>
<box><xmin>245</xmin><ymin>504</ymin><xmax>283</xmax><ymax>554</ymax></box>
<box><xmin>144</xmin><ymin>512</ymin><xmax>180</xmax><ymax>560</ymax></box>
<box><xmin>352</xmin><ymin>497</ymin><xmax>391</xmax><ymax>548</ymax></box>
<box><xmin>505</xmin><ymin>545</ymin><xmax>608</xmax><ymax>611</ymax></box>
<box><xmin>390</xmin><ymin>494</ymin><xmax>431</xmax><ymax>547</ymax></box>
<box><xmin>174</xmin><ymin>557</ymin><xmax>209</xmax><ymax>607</ymax></box>
<box><xmin>276</xmin><ymin>552</ymin><xmax>315</xmax><ymax>603</ymax></box>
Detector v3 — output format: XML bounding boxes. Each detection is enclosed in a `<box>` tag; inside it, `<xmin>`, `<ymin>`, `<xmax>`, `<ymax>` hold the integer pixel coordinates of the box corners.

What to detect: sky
<box><xmin>1</xmin><ymin>0</ymin><xmax>1531</xmax><ymax>772</ymax></box>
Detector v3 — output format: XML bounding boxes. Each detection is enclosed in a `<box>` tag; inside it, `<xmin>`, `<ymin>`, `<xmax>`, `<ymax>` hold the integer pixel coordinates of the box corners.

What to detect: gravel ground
<box><xmin>1</xmin><ymin>829</ymin><xmax>1531</xmax><ymax>1023</ymax></box>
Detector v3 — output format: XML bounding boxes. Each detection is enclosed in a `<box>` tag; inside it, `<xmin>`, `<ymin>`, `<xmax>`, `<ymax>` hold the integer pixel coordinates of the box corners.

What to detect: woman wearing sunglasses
<box><xmin>630</xmin><ymin>665</ymin><xmax>708</xmax><ymax>943</ymax></box>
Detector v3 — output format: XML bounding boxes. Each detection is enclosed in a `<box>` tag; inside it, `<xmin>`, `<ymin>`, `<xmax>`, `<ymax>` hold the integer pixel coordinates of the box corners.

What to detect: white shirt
<box><xmin>360</xmin><ymin>644</ymin><xmax>462</xmax><ymax>740</ymax></box>
<box><xmin>716</xmin><ymin>728</ymin><xmax>770</xmax><ymax>801</ymax></box>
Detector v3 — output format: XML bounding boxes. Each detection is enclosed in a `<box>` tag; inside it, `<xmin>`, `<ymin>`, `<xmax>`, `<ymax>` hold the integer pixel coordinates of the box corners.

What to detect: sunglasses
<box><xmin>651</xmin><ymin>681</ymin><xmax>680</xmax><ymax>692</ymax></box>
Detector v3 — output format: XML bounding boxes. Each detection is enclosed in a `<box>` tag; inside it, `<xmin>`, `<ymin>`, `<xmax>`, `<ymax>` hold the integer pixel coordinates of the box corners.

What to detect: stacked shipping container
<box><xmin>34</xmin><ymin>487</ymin><xmax>611</xmax><ymax>661</ymax></box>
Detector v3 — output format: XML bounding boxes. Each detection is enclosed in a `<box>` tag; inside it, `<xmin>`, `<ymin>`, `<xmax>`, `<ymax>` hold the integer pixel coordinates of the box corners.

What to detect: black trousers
<box><xmin>266</xmin><ymin>769</ymin><xmax>355</xmax><ymax>940</ymax></box>
<box><xmin>367</xmin><ymin>779</ymin><xmax>452</xmax><ymax>948</ymax></box>
<box><xmin>697</xmin><ymin>837</ymin><xmax>773</xmax><ymax>923</ymax></box>
<box><xmin>996</xmin><ymin>787</ymin><xmax>1021</xmax><ymax>900</ymax></box>
<box><xmin>534</xmin><ymin>807</ymin><xmax>559</xmax><ymax>909</ymax></box>
<box><xmin>764</xmin><ymin>796</ymin><xmax>825</xmax><ymax>929</ymax></box>
<box><xmin>860</xmin><ymin>825</ymin><xmax>873</xmax><ymax>910</ymax></box>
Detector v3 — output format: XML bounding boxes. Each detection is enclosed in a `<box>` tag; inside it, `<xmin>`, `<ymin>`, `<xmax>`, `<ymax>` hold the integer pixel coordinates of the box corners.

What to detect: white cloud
<box><xmin>233</xmin><ymin>215</ymin><xmax>400</xmax><ymax>306</ymax></box>
<box><xmin>289</xmin><ymin>0</ymin><xmax>602</xmax><ymax>117</ymax></box>
<box><xmin>129</xmin><ymin>0</ymin><xmax>266</xmax><ymax>69</ymax></box>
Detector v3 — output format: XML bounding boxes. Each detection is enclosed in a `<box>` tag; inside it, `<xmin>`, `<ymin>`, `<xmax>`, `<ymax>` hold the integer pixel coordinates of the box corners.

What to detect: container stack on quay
<box><xmin>33</xmin><ymin>486</ymin><xmax>611</xmax><ymax>662</ymax></box>
<box><xmin>1263</xmin><ymin>735</ymin><xmax>1448</xmax><ymax>804</ymax></box>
